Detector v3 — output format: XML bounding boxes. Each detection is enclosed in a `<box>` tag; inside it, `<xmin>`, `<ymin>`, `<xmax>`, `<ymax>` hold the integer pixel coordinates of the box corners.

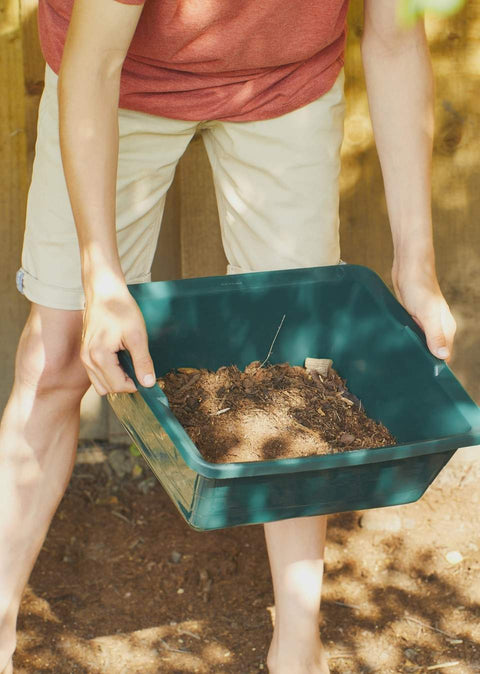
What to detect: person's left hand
<box><xmin>392</xmin><ymin>265</ymin><xmax>456</xmax><ymax>361</ymax></box>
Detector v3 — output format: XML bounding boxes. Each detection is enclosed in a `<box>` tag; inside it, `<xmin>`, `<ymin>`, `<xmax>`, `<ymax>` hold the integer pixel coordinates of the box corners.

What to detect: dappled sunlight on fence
<box><xmin>339</xmin><ymin>2</ymin><xmax>480</xmax><ymax>407</ymax></box>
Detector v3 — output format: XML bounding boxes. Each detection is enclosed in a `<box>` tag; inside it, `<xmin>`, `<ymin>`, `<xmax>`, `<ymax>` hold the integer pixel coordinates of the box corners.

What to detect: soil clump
<box><xmin>159</xmin><ymin>361</ymin><xmax>396</xmax><ymax>463</ymax></box>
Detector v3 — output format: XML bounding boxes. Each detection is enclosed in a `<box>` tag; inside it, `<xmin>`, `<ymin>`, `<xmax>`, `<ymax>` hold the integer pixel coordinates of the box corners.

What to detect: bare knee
<box><xmin>14</xmin><ymin>304</ymin><xmax>91</xmax><ymax>400</ymax></box>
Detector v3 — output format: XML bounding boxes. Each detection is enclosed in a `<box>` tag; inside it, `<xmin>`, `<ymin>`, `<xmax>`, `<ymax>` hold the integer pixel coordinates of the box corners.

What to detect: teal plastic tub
<box><xmin>108</xmin><ymin>264</ymin><xmax>480</xmax><ymax>531</ymax></box>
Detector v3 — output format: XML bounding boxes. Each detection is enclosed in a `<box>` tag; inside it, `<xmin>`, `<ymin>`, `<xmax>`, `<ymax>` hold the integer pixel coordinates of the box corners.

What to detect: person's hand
<box><xmin>392</xmin><ymin>263</ymin><xmax>456</xmax><ymax>361</ymax></box>
<box><xmin>81</xmin><ymin>282</ymin><xmax>156</xmax><ymax>395</ymax></box>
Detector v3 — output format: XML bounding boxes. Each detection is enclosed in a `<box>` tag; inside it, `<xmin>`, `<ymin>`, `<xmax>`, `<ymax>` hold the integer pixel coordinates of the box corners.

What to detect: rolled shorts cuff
<box><xmin>16</xmin><ymin>267</ymin><xmax>152</xmax><ymax>311</ymax></box>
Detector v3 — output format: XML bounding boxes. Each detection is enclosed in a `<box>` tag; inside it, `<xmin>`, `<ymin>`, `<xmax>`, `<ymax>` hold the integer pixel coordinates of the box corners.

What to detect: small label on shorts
<box><xmin>16</xmin><ymin>268</ymin><xmax>25</xmax><ymax>294</ymax></box>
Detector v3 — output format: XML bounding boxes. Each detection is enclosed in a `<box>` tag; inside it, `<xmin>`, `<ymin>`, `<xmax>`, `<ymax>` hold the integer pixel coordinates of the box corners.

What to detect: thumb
<box><xmin>126</xmin><ymin>331</ymin><xmax>156</xmax><ymax>387</ymax></box>
<box><xmin>421</xmin><ymin>313</ymin><xmax>450</xmax><ymax>360</ymax></box>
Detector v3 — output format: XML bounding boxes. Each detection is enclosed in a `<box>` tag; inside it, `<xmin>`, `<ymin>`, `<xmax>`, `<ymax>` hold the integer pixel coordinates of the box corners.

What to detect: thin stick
<box><xmin>258</xmin><ymin>314</ymin><xmax>286</xmax><ymax>369</ymax></box>
<box><xmin>426</xmin><ymin>662</ymin><xmax>460</xmax><ymax>671</ymax></box>
<box><xmin>158</xmin><ymin>637</ymin><xmax>190</xmax><ymax>654</ymax></box>
<box><xmin>404</xmin><ymin>615</ymin><xmax>458</xmax><ymax>640</ymax></box>
<box><xmin>332</xmin><ymin>600</ymin><xmax>361</xmax><ymax>610</ymax></box>
<box><xmin>178</xmin><ymin>629</ymin><xmax>201</xmax><ymax>640</ymax></box>
<box><xmin>111</xmin><ymin>510</ymin><xmax>132</xmax><ymax>525</ymax></box>
<box><xmin>210</xmin><ymin>407</ymin><xmax>231</xmax><ymax>416</ymax></box>
<box><xmin>287</xmin><ymin>417</ymin><xmax>328</xmax><ymax>442</ymax></box>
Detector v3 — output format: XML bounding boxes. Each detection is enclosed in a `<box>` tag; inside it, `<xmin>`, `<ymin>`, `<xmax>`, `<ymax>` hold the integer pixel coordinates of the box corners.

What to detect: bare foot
<box><xmin>267</xmin><ymin>634</ymin><xmax>330</xmax><ymax>674</ymax></box>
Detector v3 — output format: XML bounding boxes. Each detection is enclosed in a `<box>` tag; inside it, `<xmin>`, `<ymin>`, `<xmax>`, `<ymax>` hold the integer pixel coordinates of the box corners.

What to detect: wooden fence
<box><xmin>1</xmin><ymin>0</ymin><xmax>478</xmax><ymax>439</ymax></box>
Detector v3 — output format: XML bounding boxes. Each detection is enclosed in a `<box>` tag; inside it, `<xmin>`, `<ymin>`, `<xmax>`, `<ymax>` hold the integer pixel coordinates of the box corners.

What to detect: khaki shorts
<box><xmin>17</xmin><ymin>65</ymin><xmax>345</xmax><ymax>311</ymax></box>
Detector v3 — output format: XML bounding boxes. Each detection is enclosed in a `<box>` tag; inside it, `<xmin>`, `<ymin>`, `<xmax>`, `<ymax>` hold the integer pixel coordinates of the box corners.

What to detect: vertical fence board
<box><xmin>20</xmin><ymin>0</ymin><xmax>45</xmax><ymax>173</ymax></box>
<box><xmin>178</xmin><ymin>135</ymin><xmax>227</xmax><ymax>279</ymax></box>
<box><xmin>0</xmin><ymin>0</ymin><xmax>30</xmax><ymax>411</ymax></box>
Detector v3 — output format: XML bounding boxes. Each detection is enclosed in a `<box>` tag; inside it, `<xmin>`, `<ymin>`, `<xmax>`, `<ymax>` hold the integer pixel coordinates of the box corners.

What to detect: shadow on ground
<box><xmin>14</xmin><ymin>443</ymin><xmax>480</xmax><ymax>674</ymax></box>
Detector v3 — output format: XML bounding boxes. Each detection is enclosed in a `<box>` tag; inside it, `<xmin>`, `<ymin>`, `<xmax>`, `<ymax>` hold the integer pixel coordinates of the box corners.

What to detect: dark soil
<box><xmin>159</xmin><ymin>362</ymin><xmax>396</xmax><ymax>463</ymax></box>
<box><xmin>14</xmin><ymin>442</ymin><xmax>480</xmax><ymax>673</ymax></box>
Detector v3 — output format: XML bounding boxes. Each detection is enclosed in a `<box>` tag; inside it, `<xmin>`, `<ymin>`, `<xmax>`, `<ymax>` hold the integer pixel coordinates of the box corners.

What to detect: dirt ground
<box><xmin>14</xmin><ymin>442</ymin><xmax>480</xmax><ymax>674</ymax></box>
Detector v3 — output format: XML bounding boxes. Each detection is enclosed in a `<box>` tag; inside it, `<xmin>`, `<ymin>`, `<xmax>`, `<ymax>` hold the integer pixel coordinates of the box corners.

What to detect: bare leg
<box><xmin>265</xmin><ymin>516</ymin><xmax>330</xmax><ymax>674</ymax></box>
<box><xmin>0</xmin><ymin>305</ymin><xmax>90</xmax><ymax>672</ymax></box>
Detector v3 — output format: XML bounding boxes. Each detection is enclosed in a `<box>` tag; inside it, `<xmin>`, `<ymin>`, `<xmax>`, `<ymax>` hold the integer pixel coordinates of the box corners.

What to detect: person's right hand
<box><xmin>81</xmin><ymin>284</ymin><xmax>156</xmax><ymax>396</ymax></box>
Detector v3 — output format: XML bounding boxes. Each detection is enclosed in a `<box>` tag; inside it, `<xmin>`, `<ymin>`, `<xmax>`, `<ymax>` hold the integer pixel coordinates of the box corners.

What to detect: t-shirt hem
<box><xmin>116</xmin><ymin>58</ymin><xmax>344</xmax><ymax>123</ymax></box>
<box><xmin>43</xmin><ymin>54</ymin><xmax>343</xmax><ymax>124</ymax></box>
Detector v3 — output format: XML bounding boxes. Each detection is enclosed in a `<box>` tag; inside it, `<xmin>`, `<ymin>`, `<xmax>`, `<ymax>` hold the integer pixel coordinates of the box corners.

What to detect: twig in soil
<box><xmin>332</xmin><ymin>600</ymin><xmax>361</xmax><ymax>610</ymax></box>
<box><xmin>210</xmin><ymin>407</ymin><xmax>231</xmax><ymax>416</ymax></box>
<box><xmin>309</xmin><ymin>370</ymin><xmax>324</xmax><ymax>389</ymax></box>
<box><xmin>178</xmin><ymin>629</ymin><xmax>201</xmax><ymax>640</ymax></box>
<box><xmin>288</xmin><ymin>417</ymin><xmax>329</xmax><ymax>442</ymax></box>
<box><xmin>82</xmin><ymin>490</ymin><xmax>95</xmax><ymax>504</ymax></box>
<box><xmin>158</xmin><ymin>637</ymin><xmax>190</xmax><ymax>654</ymax></box>
<box><xmin>111</xmin><ymin>510</ymin><xmax>133</xmax><ymax>525</ymax></box>
<box><xmin>404</xmin><ymin>615</ymin><xmax>458</xmax><ymax>640</ymax></box>
<box><xmin>426</xmin><ymin>662</ymin><xmax>460</xmax><ymax>671</ymax></box>
<box><xmin>258</xmin><ymin>314</ymin><xmax>286</xmax><ymax>369</ymax></box>
<box><xmin>458</xmin><ymin>464</ymin><xmax>473</xmax><ymax>488</ymax></box>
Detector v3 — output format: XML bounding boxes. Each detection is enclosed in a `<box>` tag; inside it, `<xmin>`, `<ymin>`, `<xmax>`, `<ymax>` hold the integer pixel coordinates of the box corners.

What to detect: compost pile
<box><xmin>158</xmin><ymin>361</ymin><xmax>396</xmax><ymax>463</ymax></box>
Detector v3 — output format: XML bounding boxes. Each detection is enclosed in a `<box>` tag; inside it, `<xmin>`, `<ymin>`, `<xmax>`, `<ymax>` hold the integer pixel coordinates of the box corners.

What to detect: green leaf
<box><xmin>398</xmin><ymin>0</ymin><xmax>465</xmax><ymax>25</ymax></box>
<box><xmin>129</xmin><ymin>443</ymin><xmax>141</xmax><ymax>457</ymax></box>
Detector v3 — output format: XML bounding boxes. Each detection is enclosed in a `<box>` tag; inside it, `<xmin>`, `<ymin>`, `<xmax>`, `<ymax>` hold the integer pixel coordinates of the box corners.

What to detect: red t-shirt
<box><xmin>38</xmin><ymin>0</ymin><xmax>349</xmax><ymax>122</ymax></box>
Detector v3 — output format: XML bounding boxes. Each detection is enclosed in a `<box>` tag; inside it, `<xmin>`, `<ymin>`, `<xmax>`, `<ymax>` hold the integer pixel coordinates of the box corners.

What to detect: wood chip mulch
<box><xmin>158</xmin><ymin>361</ymin><xmax>396</xmax><ymax>463</ymax></box>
